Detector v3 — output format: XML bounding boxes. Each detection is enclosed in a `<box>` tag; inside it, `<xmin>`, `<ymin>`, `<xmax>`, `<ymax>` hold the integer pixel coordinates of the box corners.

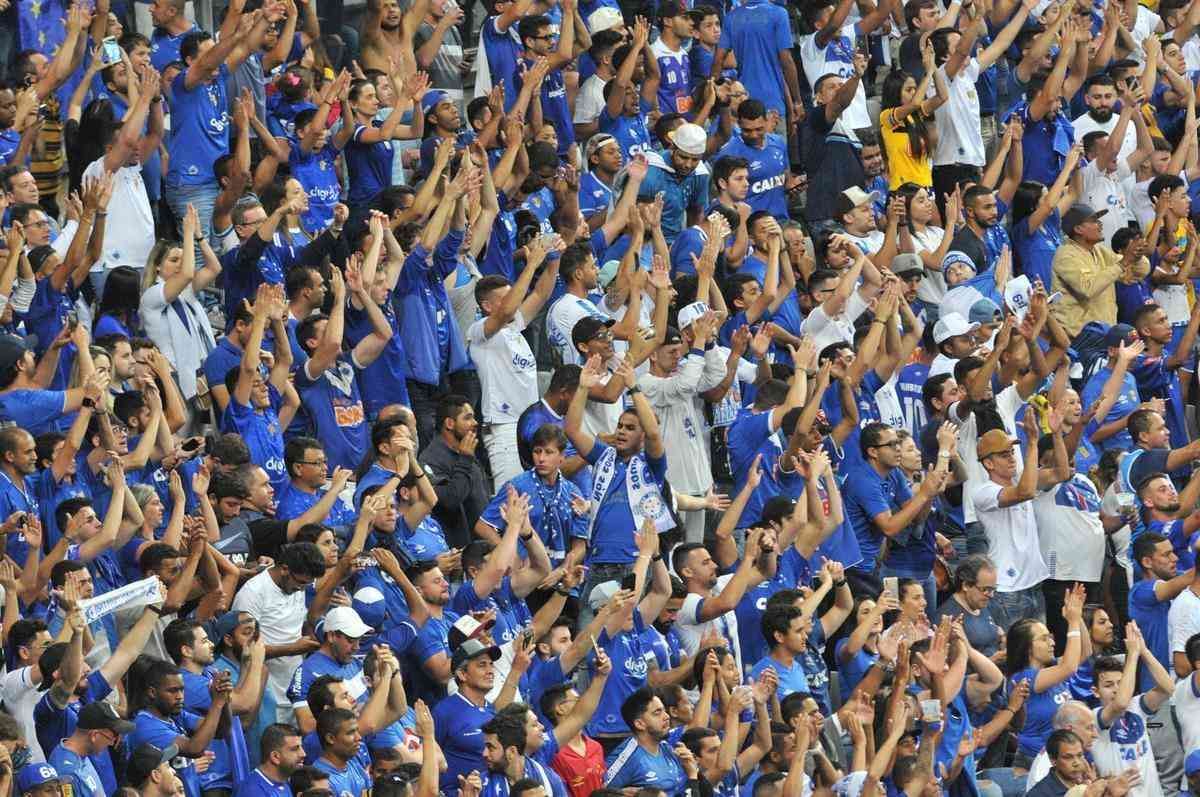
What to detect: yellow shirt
<box><xmin>881</xmin><ymin>108</ymin><xmax>933</xmax><ymax>189</ymax></box>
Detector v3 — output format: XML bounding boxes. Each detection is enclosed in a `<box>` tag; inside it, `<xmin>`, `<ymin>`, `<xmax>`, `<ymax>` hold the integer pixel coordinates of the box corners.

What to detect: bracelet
<box><xmin>627</xmin><ymin>385</ymin><xmax>642</xmax><ymax>396</ymax></box>
<box><xmin>520</xmin><ymin>532</ymin><xmax>534</xmax><ymax>541</ymax></box>
<box><xmin>554</xmin><ymin>586</ymin><xmax>571</xmax><ymax>596</ymax></box>
<box><xmin>833</xmin><ymin>579</ymin><xmax>847</xmax><ymax>587</ymax></box>
<box><xmin>871</xmin><ymin>319</ymin><xmax>885</xmax><ymax>325</ymax></box>
<box><xmin>95</xmin><ymin>211</ymin><xmax>108</xmax><ymax>217</ymax></box>
<box><xmin>1066</xmin><ymin>630</ymin><xmax>1081</xmax><ymax>638</ymax></box>
<box><xmin>651</xmin><ymin>553</ymin><xmax>663</xmax><ymax>562</ymax></box>
<box><xmin>147</xmin><ymin>604</ymin><xmax>165</xmax><ymax>615</ymax></box>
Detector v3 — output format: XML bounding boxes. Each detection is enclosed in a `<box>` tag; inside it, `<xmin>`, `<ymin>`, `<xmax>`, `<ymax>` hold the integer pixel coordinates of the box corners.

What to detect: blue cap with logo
<box><xmin>16</xmin><ymin>764</ymin><xmax>59</xmax><ymax>794</ymax></box>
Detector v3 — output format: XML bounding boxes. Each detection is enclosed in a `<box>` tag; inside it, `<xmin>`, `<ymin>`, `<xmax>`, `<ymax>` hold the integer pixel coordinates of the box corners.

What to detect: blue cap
<box><xmin>1105</xmin><ymin>323</ymin><xmax>1137</xmax><ymax>348</ymax></box>
<box><xmin>968</xmin><ymin>297</ymin><xmax>1002</xmax><ymax>325</ymax></box>
<box><xmin>421</xmin><ymin>90</ymin><xmax>451</xmax><ymax>116</ymax></box>
<box><xmin>1188</xmin><ymin>749</ymin><xmax>1200</xmax><ymax>775</ymax></box>
<box><xmin>17</xmin><ymin>764</ymin><xmax>59</xmax><ymax>794</ymax></box>
<box><xmin>352</xmin><ymin>586</ymin><xmax>387</xmax><ymax>631</ymax></box>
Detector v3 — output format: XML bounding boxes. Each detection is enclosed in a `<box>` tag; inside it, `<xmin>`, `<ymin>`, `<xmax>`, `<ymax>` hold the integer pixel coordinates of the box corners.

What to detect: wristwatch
<box><xmin>627</xmin><ymin>385</ymin><xmax>642</xmax><ymax>396</ymax></box>
<box><xmin>81</xmin><ymin>397</ymin><xmax>96</xmax><ymax>409</ymax></box>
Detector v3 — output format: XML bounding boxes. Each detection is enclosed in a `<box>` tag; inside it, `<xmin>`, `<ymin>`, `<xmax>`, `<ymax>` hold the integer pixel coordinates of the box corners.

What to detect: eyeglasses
<box><xmin>25</xmin><ymin>219</ymin><xmax>50</xmax><ymax>228</ymax></box>
<box><xmin>297</xmin><ymin>460</ymin><xmax>327</xmax><ymax>468</ymax></box>
<box><xmin>872</xmin><ymin>440</ymin><xmax>902</xmax><ymax>449</ymax></box>
<box><xmin>969</xmin><ymin>583</ymin><xmax>996</xmax><ymax>595</ymax></box>
<box><xmin>589</xmin><ymin>331</ymin><xmax>613</xmax><ymax>343</ymax></box>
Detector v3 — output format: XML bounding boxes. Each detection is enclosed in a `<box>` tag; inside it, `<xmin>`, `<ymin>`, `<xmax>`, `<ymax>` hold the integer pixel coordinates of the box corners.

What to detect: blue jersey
<box><xmin>295</xmin><ymin>356</ymin><xmax>368</xmax><ymax>471</ymax></box>
<box><xmin>394</xmin><ymin>514</ymin><xmax>450</xmax><ymax>562</ymax></box>
<box><xmin>150</xmin><ymin>24</ymin><xmax>199</xmax><ymax>71</ymax></box>
<box><xmin>1130</xmin><ymin>353</ymin><xmax>1188</xmax><ymax>465</ymax></box>
<box><xmin>433</xmin><ymin>692</ymin><xmax>495</xmax><ymax>797</ymax></box>
<box><xmin>345</xmin><ymin>121</ymin><xmax>395</xmax><ymax>205</ymax></box>
<box><xmin>515</xmin><ymin>57</ymin><xmax>574</xmax><ymax>156</ymax></box>
<box><xmin>653</xmin><ymin>41</ymin><xmax>691</xmax><ymax>116</ymax></box>
<box><xmin>715</xmin><ymin>133</ymin><xmax>789</xmax><ymax>218</ymax></box>
<box><xmin>735</xmin><ymin>551</ymin><xmax>803</xmax><ymax>667</ymax></box>
<box><xmin>182</xmin><ymin>668</ymin><xmax>245</xmax><ymax>792</ymax></box>
<box><xmin>130</xmin><ymin>709</ymin><xmax>203</xmax><ymax>797</ymax></box>
<box><xmin>235</xmin><ymin>769</ymin><xmax>294</xmax><ymax>797</ymax></box>
<box><xmin>1081</xmin><ymin>366</ymin><xmax>1140</xmax><ymax>453</ymax></box>
<box><xmin>637</xmin><ymin>157</ymin><xmax>710</xmax><ymax>244</ymax></box>
<box><xmin>843</xmin><ymin>461</ymin><xmax>914</xmax><ymax>571</ymax></box>
<box><xmin>221</xmin><ymin>389</ymin><xmax>287</xmax><ymax>495</ymax></box>
<box><xmin>287</xmin><ymin>651</ymin><xmax>370</xmax><ymax>711</ymax></box>
<box><xmin>314</xmin><ymin>755</ymin><xmax>371</xmax><ymax>797</ymax></box>
<box><xmin>749</xmin><ymin>653</ymin><xmax>811</xmax><ymax>700</ymax></box>
<box><xmin>896</xmin><ymin>362</ymin><xmax>930</xmax><ymax>438</ymax></box>
<box><xmin>726</xmin><ymin>408</ymin><xmax>800</xmax><ymax>529</ymax></box>
<box><xmin>289</xmin><ymin>140</ymin><xmax>342</xmax><ymax>232</ymax></box>
<box><xmin>482</xmin><ymin>17</ymin><xmax>523</xmax><ymax>107</ymax></box>
<box><xmin>345</xmin><ymin>291</ymin><xmax>410</xmax><ymax>419</ymax></box>
<box><xmin>478</xmin><ymin>470</ymin><xmax>588</xmax><ymax>566</ymax></box>
<box><xmin>718</xmin><ymin>0</ymin><xmax>793</xmax><ymax>114</ymax></box>
<box><xmin>275</xmin><ymin>483</ymin><xmax>356</xmax><ymax>529</ymax></box>
<box><xmin>35</xmin><ymin>672</ymin><xmax>115</xmax><ymax>793</ymax></box>
<box><xmin>598</xmin><ymin>105</ymin><xmax>653</xmax><ymax>162</ymax></box>
<box><xmin>604</xmin><ymin>737</ymin><xmax>687</xmax><ymax>796</ymax></box>
<box><xmin>578</xmin><ymin>172</ymin><xmax>613</xmax><ymax>219</ymax></box>
<box><xmin>450</xmin><ymin>575</ymin><xmax>533</xmax><ymax>645</ymax></box>
<box><xmin>1012</xmin><ymin>667</ymin><xmax>1072</xmax><ymax>758</ymax></box>
<box><xmin>47</xmin><ymin>745</ymin><xmax>105</xmax><ymax>797</ymax></box>
<box><xmin>167</xmin><ymin>68</ymin><xmax>231</xmax><ymax>187</ymax></box>
<box><xmin>0</xmin><ymin>469</ymin><xmax>42</xmax><ymax>564</ymax></box>
<box><xmin>589</xmin><ymin>611</ymin><xmax>651</xmax><ymax>736</ymax></box>
<box><xmin>0</xmin><ymin>128</ymin><xmax>20</xmax><ymax>166</ymax></box>
<box><xmin>582</xmin><ymin>443</ymin><xmax>669</xmax><ymax>564</ymax></box>
<box><xmin>1129</xmin><ymin>578</ymin><xmax>1171</xmax><ymax>692</ymax></box>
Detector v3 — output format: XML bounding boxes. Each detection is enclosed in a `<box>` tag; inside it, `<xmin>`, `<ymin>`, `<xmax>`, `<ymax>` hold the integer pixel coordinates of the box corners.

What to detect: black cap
<box><xmin>450</xmin><ymin>638</ymin><xmax>501</xmax><ymax>672</ymax></box>
<box><xmin>0</xmin><ymin>334</ymin><xmax>35</xmax><ymax>375</ymax></box>
<box><xmin>570</xmin><ymin>316</ymin><xmax>616</xmax><ymax>351</ymax></box>
<box><xmin>1062</xmin><ymin>203</ymin><xmax>1108</xmax><ymax>236</ymax></box>
<box><xmin>27</xmin><ymin>245</ymin><xmax>56</xmax><ymax>274</ymax></box>
<box><xmin>77</xmin><ymin>702</ymin><xmax>136</xmax><ymax>734</ymax></box>
<box><xmin>662</xmin><ymin>326</ymin><xmax>682</xmax><ymax>346</ymax></box>
<box><xmin>127</xmin><ymin>743</ymin><xmax>179</xmax><ymax>786</ymax></box>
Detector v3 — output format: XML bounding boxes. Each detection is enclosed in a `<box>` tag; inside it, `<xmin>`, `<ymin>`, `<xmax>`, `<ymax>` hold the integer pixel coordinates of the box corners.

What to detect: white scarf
<box><xmin>588</xmin><ymin>446</ymin><xmax>675</xmax><ymax>540</ymax></box>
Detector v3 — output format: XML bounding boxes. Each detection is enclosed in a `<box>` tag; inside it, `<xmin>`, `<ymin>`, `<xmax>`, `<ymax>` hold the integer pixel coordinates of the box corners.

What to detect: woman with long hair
<box><xmin>93</xmin><ymin>266</ymin><xmax>144</xmax><ymax>338</ymax></box>
<box><xmin>343</xmin><ymin>73</ymin><xmax>428</xmax><ymax>216</ymax></box>
<box><xmin>138</xmin><ymin>205</ymin><xmax>221</xmax><ymax>401</ymax></box>
<box><xmin>879</xmin><ymin>41</ymin><xmax>947</xmax><ymax>190</ymax></box>
<box><xmin>1005</xmin><ymin>584</ymin><xmax>1088</xmax><ymax>771</ymax></box>
<box><xmin>895</xmin><ymin>182</ymin><xmax>956</xmax><ymax>310</ymax></box>
<box><xmin>259</xmin><ymin>179</ymin><xmax>316</xmax><ymax>244</ymax></box>
<box><xmin>1009</xmin><ymin>143</ymin><xmax>1082</xmax><ymax>290</ymax></box>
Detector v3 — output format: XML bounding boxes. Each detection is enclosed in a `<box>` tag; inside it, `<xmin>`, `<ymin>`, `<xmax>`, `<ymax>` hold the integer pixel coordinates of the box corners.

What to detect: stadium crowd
<box><xmin>6</xmin><ymin>0</ymin><xmax>1200</xmax><ymax>793</ymax></box>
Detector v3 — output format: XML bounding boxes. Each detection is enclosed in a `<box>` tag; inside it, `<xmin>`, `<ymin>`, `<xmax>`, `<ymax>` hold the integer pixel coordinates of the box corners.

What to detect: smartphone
<box><xmin>920</xmin><ymin>699</ymin><xmax>942</xmax><ymax>723</ymax></box>
<box><xmin>883</xmin><ymin>577</ymin><xmax>900</xmax><ymax>602</ymax></box>
<box><xmin>101</xmin><ymin>37</ymin><xmax>121</xmax><ymax>66</ymax></box>
<box><xmin>181</xmin><ymin>437</ymin><xmax>202</xmax><ymax>453</ymax></box>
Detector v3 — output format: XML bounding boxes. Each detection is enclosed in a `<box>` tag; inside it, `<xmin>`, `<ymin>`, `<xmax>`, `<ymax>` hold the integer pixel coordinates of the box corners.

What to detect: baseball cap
<box><xmin>670</xmin><ymin>123</ymin><xmax>707</xmax><ymax>157</ymax></box>
<box><xmin>324</xmin><ymin>606</ymin><xmax>373</xmax><ymax>639</ymax></box>
<box><xmin>1062</xmin><ymin>203</ymin><xmax>1108</xmax><ymax>236</ymax></box>
<box><xmin>677</xmin><ymin>301</ymin><xmax>710</xmax><ymax>330</ymax></box>
<box><xmin>126</xmin><ymin>743</ymin><xmax>180</xmax><ymax>787</ymax></box>
<box><xmin>1186</xmin><ymin>748</ymin><xmax>1200</xmax><ymax>775</ymax></box>
<box><xmin>968</xmin><ymin>297</ymin><xmax>1003</xmax><ymax>325</ymax></box>
<box><xmin>450</xmin><ymin>638</ymin><xmax>501</xmax><ymax>672</ymax></box>
<box><xmin>585</xmin><ymin>134</ymin><xmax>618</xmax><ymax>166</ymax></box>
<box><xmin>77</xmin><ymin>701</ymin><xmax>136</xmax><ymax>734</ymax></box>
<box><xmin>588</xmin><ymin>6</ymin><xmax>624</xmax><ymax>32</ymax></box>
<box><xmin>662</xmin><ymin>326</ymin><xmax>683</xmax><ymax>346</ymax></box>
<box><xmin>839</xmin><ymin>186</ymin><xmax>878</xmax><ymax>213</ymax></box>
<box><xmin>571</xmin><ymin>316</ymin><xmax>616</xmax><ymax>350</ymax></box>
<box><xmin>977</xmin><ymin>429</ymin><xmax>1019</xmax><ymax>460</ymax></box>
<box><xmin>27</xmin><ymin>245</ymin><xmax>56</xmax><ymax>274</ymax></box>
<box><xmin>890</xmin><ymin>253</ymin><xmax>924</xmax><ymax>279</ymax></box>
<box><xmin>588</xmin><ymin>580</ymin><xmax>621</xmax><ymax>611</ymax></box>
<box><xmin>351</xmin><ymin>586</ymin><xmax>387</xmax><ymax>631</ymax></box>
<box><xmin>932</xmin><ymin>312</ymin><xmax>980</xmax><ymax>345</ymax></box>
<box><xmin>447</xmin><ymin>614</ymin><xmax>496</xmax><ymax>650</ymax></box>
<box><xmin>597</xmin><ymin>259</ymin><xmax>622</xmax><ymax>289</ymax></box>
<box><xmin>207</xmin><ymin>609</ymin><xmax>255</xmax><ymax>644</ymax></box>
<box><xmin>16</xmin><ymin>764</ymin><xmax>59</xmax><ymax>795</ymax></box>
<box><xmin>1105</xmin><ymin>323</ymin><xmax>1138</xmax><ymax>348</ymax></box>
<box><xmin>421</xmin><ymin>90</ymin><xmax>451</xmax><ymax>116</ymax></box>
<box><xmin>0</xmin><ymin>334</ymin><xmax>34</xmax><ymax>375</ymax></box>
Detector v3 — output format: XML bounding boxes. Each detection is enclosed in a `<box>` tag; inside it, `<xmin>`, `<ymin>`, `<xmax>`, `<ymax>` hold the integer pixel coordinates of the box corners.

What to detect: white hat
<box><xmin>588</xmin><ymin>580</ymin><xmax>622</xmax><ymax>611</ymax></box>
<box><xmin>670</xmin><ymin>123</ymin><xmax>707</xmax><ymax>157</ymax></box>
<box><xmin>324</xmin><ymin>606</ymin><xmax>373</xmax><ymax>638</ymax></box>
<box><xmin>588</xmin><ymin>6</ymin><xmax>624</xmax><ymax>32</ymax></box>
<box><xmin>840</xmin><ymin>186</ymin><xmax>879</xmax><ymax>210</ymax></box>
<box><xmin>932</xmin><ymin>312</ymin><xmax>980</xmax><ymax>345</ymax></box>
<box><xmin>677</xmin><ymin>301</ymin><xmax>710</xmax><ymax>330</ymax></box>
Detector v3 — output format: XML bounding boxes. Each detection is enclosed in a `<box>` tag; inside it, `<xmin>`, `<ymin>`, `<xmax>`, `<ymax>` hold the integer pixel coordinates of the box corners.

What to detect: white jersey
<box><xmin>932</xmin><ymin>59</ymin><xmax>985</xmax><ymax>167</ymax></box>
<box><xmin>639</xmin><ymin>348</ymin><xmax>724</xmax><ymax>494</ymax></box>
<box><xmin>468</xmin><ymin>310</ymin><xmax>538</xmax><ymax>424</ymax></box>
<box><xmin>1032</xmin><ymin>474</ymin><xmax>1106</xmax><ymax>583</ymax></box>
<box><xmin>798</xmin><ymin>24</ymin><xmax>871</xmax><ymax>131</ymax></box>
<box><xmin>1172</xmin><ymin>673</ymin><xmax>1200</xmax><ymax>756</ymax></box>
<box><xmin>547</xmin><ymin>293</ymin><xmax>609</xmax><ymax>365</ymax></box>
<box><xmin>1091</xmin><ymin>700</ymin><xmax>1163</xmax><ymax>797</ymax></box>
<box><xmin>676</xmin><ymin>574</ymin><xmax>743</xmax><ymax>675</ymax></box>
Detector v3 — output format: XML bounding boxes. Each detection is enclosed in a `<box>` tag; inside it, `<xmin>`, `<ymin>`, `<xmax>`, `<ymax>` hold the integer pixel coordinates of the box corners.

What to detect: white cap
<box><xmin>588</xmin><ymin>6</ymin><xmax>624</xmax><ymax>32</ymax></box>
<box><xmin>932</xmin><ymin>312</ymin><xmax>980</xmax><ymax>345</ymax></box>
<box><xmin>677</xmin><ymin>301</ymin><xmax>710</xmax><ymax>330</ymax></box>
<box><xmin>840</xmin><ymin>186</ymin><xmax>879</xmax><ymax>209</ymax></box>
<box><xmin>324</xmin><ymin>606</ymin><xmax>373</xmax><ymax>638</ymax></box>
<box><xmin>670</xmin><ymin>123</ymin><xmax>707</xmax><ymax>156</ymax></box>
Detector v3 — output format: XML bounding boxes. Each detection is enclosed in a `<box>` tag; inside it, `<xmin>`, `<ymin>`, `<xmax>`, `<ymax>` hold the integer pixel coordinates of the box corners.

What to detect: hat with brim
<box><xmin>571</xmin><ymin>315</ymin><xmax>617</xmax><ymax>350</ymax></box>
<box><xmin>451</xmin><ymin>638</ymin><xmax>501</xmax><ymax>672</ymax></box>
<box><xmin>890</xmin><ymin>253</ymin><xmax>924</xmax><ymax>279</ymax></box>
<box><xmin>77</xmin><ymin>701</ymin><xmax>135</xmax><ymax>735</ymax></box>
<box><xmin>669</xmin><ymin>123</ymin><xmax>707</xmax><ymax>157</ymax></box>
<box><xmin>421</xmin><ymin>90</ymin><xmax>452</xmax><ymax>116</ymax></box>
<box><xmin>16</xmin><ymin>765</ymin><xmax>59</xmax><ymax>795</ymax></box>
<box><xmin>977</xmin><ymin>429</ymin><xmax>1019</xmax><ymax>460</ymax></box>
<box><xmin>126</xmin><ymin>744</ymin><xmax>180</xmax><ymax>787</ymax></box>
<box><xmin>932</xmin><ymin>312</ymin><xmax>980</xmax><ymax>345</ymax></box>
<box><xmin>1062</xmin><ymin>203</ymin><xmax>1108</xmax><ymax>236</ymax></box>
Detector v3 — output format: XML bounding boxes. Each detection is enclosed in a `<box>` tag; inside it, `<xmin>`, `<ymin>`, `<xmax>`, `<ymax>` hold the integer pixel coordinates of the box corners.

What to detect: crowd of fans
<box><xmin>7</xmin><ymin>0</ymin><xmax>1200</xmax><ymax>793</ymax></box>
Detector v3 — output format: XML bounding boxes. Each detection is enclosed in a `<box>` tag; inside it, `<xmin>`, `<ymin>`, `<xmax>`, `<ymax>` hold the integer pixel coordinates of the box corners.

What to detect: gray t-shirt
<box><xmin>414</xmin><ymin>20</ymin><xmax>465</xmax><ymax>100</ymax></box>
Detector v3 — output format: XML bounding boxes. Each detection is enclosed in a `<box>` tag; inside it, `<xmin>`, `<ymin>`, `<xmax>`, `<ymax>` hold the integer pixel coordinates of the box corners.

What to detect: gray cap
<box><xmin>890</xmin><ymin>253</ymin><xmax>924</xmax><ymax>278</ymax></box>
<box><xmin>451</xmin><ymin>638</ymin><xmax>501</xmax><ymax>672</ymax></box>
<box><xmin>588</xmin><ymin>580</ymin><xmax>622</xmax><ymax>611</ymax></box>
